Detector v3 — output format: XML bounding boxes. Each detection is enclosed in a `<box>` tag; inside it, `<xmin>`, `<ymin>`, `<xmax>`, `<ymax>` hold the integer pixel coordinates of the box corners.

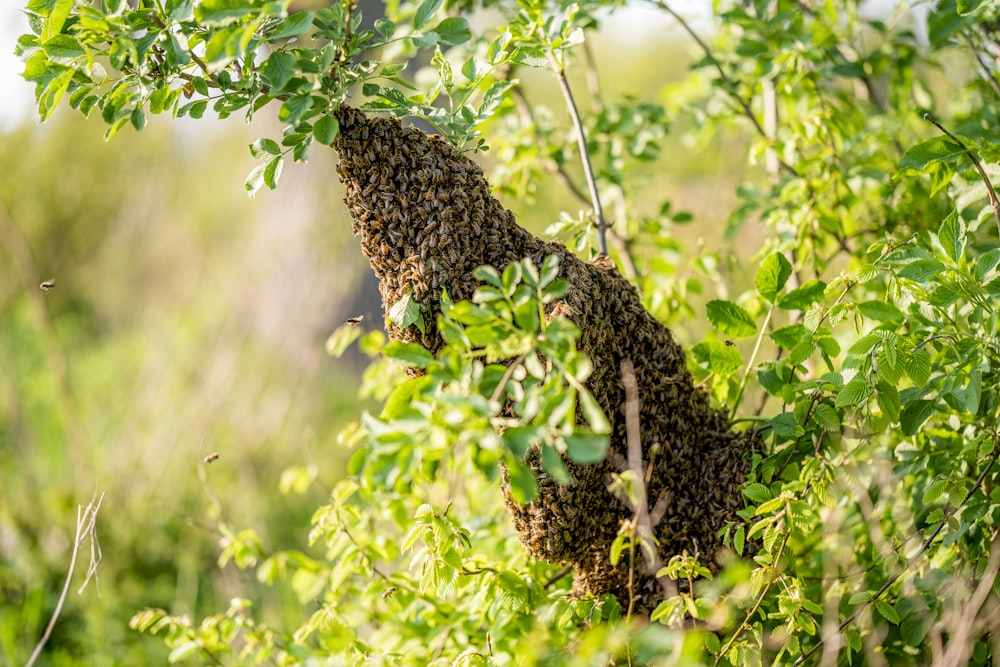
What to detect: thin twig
<box><xmin>542</xmin><ymin>565</ymin><xmax>573</xmax><ymax>588</ymax></box>
<box><xmin>934</xmin><ymin>531</ymin><xmax>1000</xmax><ymax>667</ymax></box>
<box><xmin>922</xmin><ymin>113</ymin><xmax>1000</xmax><ymax>235</ymax></box>
<box><xmin>795</xmin><ymin>439</ymin><xmax>1000</xmax><ymax>665</ymax></box>
<box><xmin>621</xmin><ymin>359</ymin><xmax>677</xmax><ymax>599</ymax></box>
<box><xmin>650</xmin><ymin>0</ymin><xmax>800</xmax><ymax>178</ymax></box>
<box><xmin>547</xmin><ymin>52</ymin><xmax>609</xmax><ymax>256</ymax></box>
<box><xmin>964</xmin><ymin>31</ymin><xmax>1000</xmax><ymax>101</ymax></box>
<box><xmin>26</xmin><ymin>492</ymin><xmax>106</xmax><ymax>667</ymax></box>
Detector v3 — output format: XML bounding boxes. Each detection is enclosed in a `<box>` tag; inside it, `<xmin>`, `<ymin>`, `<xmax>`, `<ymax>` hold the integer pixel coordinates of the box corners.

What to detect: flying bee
<box><xmin>204</xmin><ymin>452</ymin><xmax>220</xmax><ymax>464</ymax></box>
<box><xmin>382</xmin><ymin>586</ymin><xmax>396</xmax><ymax>599</ymax></box>
<box><xmin>39</xmin><ymin>279</ymin><xmax>55</xmax><ymax>292</ymax></box>
<box><xmin>346</xmin><ymin>316</ymin><xmax>364</xmax><ymax>326</ymax></box>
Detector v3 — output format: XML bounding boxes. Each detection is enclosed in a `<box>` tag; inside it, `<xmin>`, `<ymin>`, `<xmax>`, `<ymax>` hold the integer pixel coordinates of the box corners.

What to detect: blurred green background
<box><xmin>0</xmin><ymin>3</ymin><xmax>761</xmax><ymax>663</ymax></box>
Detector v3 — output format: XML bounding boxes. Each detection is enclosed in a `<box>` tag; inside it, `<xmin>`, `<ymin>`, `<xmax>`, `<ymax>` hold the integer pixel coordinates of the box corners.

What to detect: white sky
<box><xmin>1</xmin><ymin>5</ymin><xmax>35</xmax><ymax>129</ymax></box>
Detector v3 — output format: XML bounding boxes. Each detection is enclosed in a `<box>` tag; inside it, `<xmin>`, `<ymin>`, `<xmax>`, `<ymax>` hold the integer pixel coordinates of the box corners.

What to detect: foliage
<box><xmin>16</xmin><ymin>0</ymin><xmax>1000</xmax><ymax>665</ymax></box>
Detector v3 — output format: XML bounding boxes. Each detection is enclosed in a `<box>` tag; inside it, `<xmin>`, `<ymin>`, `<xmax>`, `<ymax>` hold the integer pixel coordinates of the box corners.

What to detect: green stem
<box><xmin>730</xmin><ymin>304</ymin><xmax>774</xmax><ymax>422</ymax></box>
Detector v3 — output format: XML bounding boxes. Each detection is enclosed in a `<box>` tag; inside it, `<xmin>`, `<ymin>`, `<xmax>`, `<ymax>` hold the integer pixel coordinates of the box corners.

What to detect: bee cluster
<box><xmin>335</xmin><ymin>107</ymin><xmax>758</xmax><ymax>614</ymax></box>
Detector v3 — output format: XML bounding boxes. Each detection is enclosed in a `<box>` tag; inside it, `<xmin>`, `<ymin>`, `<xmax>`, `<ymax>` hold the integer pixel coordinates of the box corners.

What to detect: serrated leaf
<box><xmin>857</xmin><ymin>300</ymin><xmax>904</xmax><ymax>325</ymax></box>
<box><xmin>900</xmin><ymin>399</ymin><xmax>934</xmax><ymax>436</ymax></box>
<box><xmin>835</xmin><ymin>377</ymin><xmax>870</xmax><ymax>408</ymax></box>
<box><xmin>905</xmin><ymin>349</ymin><xmax>931</xmax><ymax>386</ymax></box>
<box><xmin>812</xmin><ymin>403</ymin><xmax>840</xmax><ymax>431</ymax></box>
<box><xmin>706</xmin><ymin>300</ymin><xmax>757</xmax><ymax>338</ymax></box>
<box><xmin>899</xmin><ymin>136</ymin><xmax>964</xmax><ymax>171</ymax></box>
<box><xmin>974</xmin><ymin>248</ymin><xmax>1000</xmax><ymax>281</ymax></box>
<box><xmin>770</xmin><ymin>324</ymin><xmax>807</xmax><ymax>350</ymax></box>
<box><xmin>938</xmin><ymin>211</ymin><xmax>964</xmax><ymax>263</ymax></box>
<box><xmin>743</xmin><ymin>483</ymin><xmax>771</xmax><ymax>503</ymax></box>
<box><xmin>922</xmin><ymin>478</ymin><xmax>947</xmax><ymax>505</ymax></box>
<box><xmin>778</xmin><ymin>280</ymin><xmax>827</xmax><ymax>310</ymax></box>
<box><xmin>897</xmin><ymin>259</ymin><xmax>945</xmax><ymax>282</ymax></box>
<box><xmin>42</xmin><ymin>34</ymin><xmax>85</xmax><ymax>64</ymax></box>
<box><xmin>692</xmin><ymin>340</ymin><xmax>744</xmax><ymax>374</ymax></box>
<box><xmin>876</xmin><ymin>382</ymin><xmax>901</xmax><ymax>421</ymax></box>
<box><xmin>755</xmin><ymin>252</ymin><xmax>793</xmax><ymax>302</ymax></box>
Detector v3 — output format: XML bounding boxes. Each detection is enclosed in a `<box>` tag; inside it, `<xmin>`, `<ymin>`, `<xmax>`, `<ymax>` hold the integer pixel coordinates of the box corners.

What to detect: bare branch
<box><xmin>923</xmin><ymin>113</ymin><xmax>1000</xmax><ymax>235</ymax></box>
<box><xmin>26</xmin><ymin>493</ymin><xmax>106</xmax><ymax>667</ymax></box>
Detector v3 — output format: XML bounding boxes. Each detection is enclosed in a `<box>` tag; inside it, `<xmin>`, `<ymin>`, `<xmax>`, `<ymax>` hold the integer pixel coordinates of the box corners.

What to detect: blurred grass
<box><xmin>0</xmin><ymin>112</ymin><xmax>373</xmax><ymax>663</ymax></box>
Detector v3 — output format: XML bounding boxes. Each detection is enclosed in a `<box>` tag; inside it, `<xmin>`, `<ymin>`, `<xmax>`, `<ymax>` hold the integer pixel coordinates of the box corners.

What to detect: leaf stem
<box><xmin>547</xmin><ymin>54</ymin><xmax>609</xmax><ymax>256</ymax></box>
<box><xmin>922</xmin><ymin>113</ymin><xmax>1000</xmax><ymax>236</ymax></box>
<box><xmin>730</xmin><ymin>303</ymin><xmax>774</xmax><ymax>422</ymax></box>
<box><xmin>26</xmin><ymin>493</ymin><xmax>105</xmax><ymax>667</ymax></box>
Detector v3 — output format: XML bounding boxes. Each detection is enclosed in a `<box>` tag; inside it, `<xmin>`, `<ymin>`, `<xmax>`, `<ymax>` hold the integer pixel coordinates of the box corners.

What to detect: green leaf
<box><xmin>414</xmin><ymin>0</ymin><xmax>443</xmax><ymax>30</ymax></box>
<box><xmin>905</xmin><ymin>348</ymin><xmax>931</xmax><ymax>386</ymax></box>
<box><xmin>974</xmin><ymin>248</ymin><xmax>1000</xmax><ymax>281</ymax></box>
<box><xmin>900</xmin><ymin>399</ymin><xmax>934</xmax><ymax>436</ymax></box>
<box><xmin>897</xmin><ymin>259</ymin><xmax>945</xmax><ymax>283</ymax></box>
<box><xmin>743</xmin><ymin>483</ymin><xmax>771</xmax><ymax>503</ymax></box>
<box><xmin>770</xmin><ymin>324</ymin><xmax>807</xmax><ymax>350</ymax></box>
<box><xmin>899</xmin><ymin>136</ymin><xmax>964</xmax><ymax>171</ymax></box>
<box><xmin>433</xmin><ymin>17</ymin><xmax>471</xmax><ymax>46</ymax></box>
<box><xmin>268</xmin><ymin>11</ymin><xmax>314</xmax><ymax>40</ymax></box>
<box><xmin>503</xmin><ymin>426</ymin><xmax>536</xmax><ymax>459</ymax></box>
<box><xmin>278</xmin><ymin>94</ymin><xmax>314</xmax><ymax>125</ymax></box>
<box><xmin>875</xmin><ymin>382</ymin><xmax>901</xmax><ymax>421</ymax></box>
<box><xmin>965</xmin><ymin>368</ymin><xmax>982</xmax><ymax>415</ymax></box>
<box><xmin>578</xmin><ymin>389</ymin><xmax>610</xmax><ymax>433</ymax></box>
<box><xmin>835</xmin><ymin>377</ymin><xmax>870</xmax><ymax>408</ymax></box>
<box><xmin>857</xmin><ymin>301</ymin><xmax>904</xmax><ymax>325</ymax></box>
<box><xmin>250</xmin><ymin>137</ymin><xmax>282</xmax><ymax>159</ymax></box>
<box><xmin>168</xmin><ymin>641</ymin><xmax>202</xmax><ymax>663</ymax></box>
<box><xmin>260</xmin><ymin>51</ymin><xmax>297</xmax><ymax>93</ymax></box>
<box><xmin>42</xmin><ymin>34</ymin><xmax>85</xmax><ymax>65</ymax></box>
<box><xmin>922</xmin><ymin>477</ymin><xmax>947</xmax><ymax>505</ymax></box>
<box><xmin>938</xmin><ymin>211</ymin><xmax>964</xmax><ymax>263</ymax></box>
<box><xmin>263</xmin><ymin>155</ymin><xmax>283</xmax><ymax>189</ymax></box>
<box><xmin>382</xmin><ymin>340</ymin><xmax>434</xmax><ymax>368</ymax></box>
<box><xmin>564</xmin><ymin>433</ymin><xmax>608</xmax><ymax>464</ymax></box>
<box><xmin>313</xmin><ymin>116</ymin><xmax>339</xmax><ymax>145</ymax></box>
<box><xmin>195</xmin><ymin>0</ymin><xmax>260</xmax><ymax>26</ymax></box>
<box><xmin>540</xmin><ymin>444</ymin><xmax>571</xmax><ymax>484</ymax></box>
<box><xmin>755</xmin><ymin>252</ymin><xmax>793</xmax><ymax>303</ymax></box>
<box><xmin>325</xmin><ymin>323</ymin><xmax>362</xmax><ymax>358</ymax></box>
<box><xmin>778</xmin><ymin>280</ymin><xmax>827</xmax><ymax>310</ymax></box>
<box><xmin>874</xmin><ymin>600</ymin><xmax>900</xmax><ymax>624</ymax></box>
<box><xmin>692</xmin><ymin>340</ymin><xmax>743</xmax><ymax>375</ymax></box>
<box><xmin>388</xmin><ymin>292</ymin><xmax>425</xmax><ymax>334</ymax></box>
<box><xmin>705</xmin><ymin>300</ymin><xmax>757</xmax><ymax>338</ymax></box>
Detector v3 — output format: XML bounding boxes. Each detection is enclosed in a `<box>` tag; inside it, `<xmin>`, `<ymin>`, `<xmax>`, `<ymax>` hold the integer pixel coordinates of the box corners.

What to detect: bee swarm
<box><xmin>334</xmin><ymin>106</ymin><xmax>757</xmax><ymax>615</ymax></box>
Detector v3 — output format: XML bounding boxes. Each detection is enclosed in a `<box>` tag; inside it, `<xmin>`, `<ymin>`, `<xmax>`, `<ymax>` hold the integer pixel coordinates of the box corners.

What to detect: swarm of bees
<box><xmin>334</xmin><ymin>107</ymin><xmax>759</xmax><ymax>615</ymax></box>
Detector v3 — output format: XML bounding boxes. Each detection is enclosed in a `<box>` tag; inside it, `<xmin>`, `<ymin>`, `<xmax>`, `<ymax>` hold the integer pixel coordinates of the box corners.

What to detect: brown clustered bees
<box><xmin>334</xmin><ymin>106</ymin><xmax>758</xmax><ymax>615</ymax></box>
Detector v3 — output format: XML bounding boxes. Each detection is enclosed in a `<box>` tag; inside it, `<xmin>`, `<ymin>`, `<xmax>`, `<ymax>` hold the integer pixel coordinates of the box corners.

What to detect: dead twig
<box><xmin>26</xmin><ymin>492</ymin><xmax>106</xmax><ymax>667</ymax></box>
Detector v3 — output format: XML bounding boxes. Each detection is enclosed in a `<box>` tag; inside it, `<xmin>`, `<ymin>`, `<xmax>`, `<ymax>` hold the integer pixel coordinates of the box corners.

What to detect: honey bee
<box><xmin>346</xmin><ymin>316</ymin><xmax>364</xmax><ymax>326</ymax></box>
<box><xmin>204</xmin><ymin>452</ymin><xmax>220</xmax><ymax>464</ymax></box>
<box><xmin>39</xmin><ymin>279</ymin><xmax>55</xmax><ymax>292</ymax></box>
<box><xmin>382</xmin><ymin>586</ymin><xmax>396</xmax><ymax>599</ymax></box>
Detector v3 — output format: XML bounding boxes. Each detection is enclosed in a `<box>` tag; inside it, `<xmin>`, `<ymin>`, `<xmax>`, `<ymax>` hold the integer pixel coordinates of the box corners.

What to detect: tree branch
<box><xmin>923</xmin><ymin>113</ymin><xmax>1000</xmax><ymax>236</ymax></box>
<box><xmin>964</xmin><ymin>30</ymin><xmax>1000</xmax><ymax>102</ymax></box>
<box><xmin>547</xmin><ymin>54</ymin><xmax>609</xmax><ymax>256</ymax></box>
<box><xmin>649</xmin><ymin>0</ymin><xmax>800</xmax><ymax>178</ymax></box>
